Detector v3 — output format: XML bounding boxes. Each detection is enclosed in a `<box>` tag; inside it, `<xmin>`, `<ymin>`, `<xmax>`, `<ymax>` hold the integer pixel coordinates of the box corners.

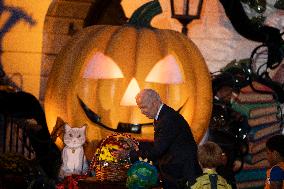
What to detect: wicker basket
<box><xmin>95</xmin><ymin>161</ymin><xmax>131</xmax><ymax>182</ymax></box>
<box><xmin>88</xmin><ymin>133</ymin><xmax>139</xmax><ymax>182</ymax></box>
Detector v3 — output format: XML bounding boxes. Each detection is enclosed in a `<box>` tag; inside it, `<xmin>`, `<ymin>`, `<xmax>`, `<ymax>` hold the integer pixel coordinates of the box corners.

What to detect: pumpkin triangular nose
<box><xmin>120</xmin><ymin>78</ymin><xmax>141</xmax><ymax>106</ymax></box>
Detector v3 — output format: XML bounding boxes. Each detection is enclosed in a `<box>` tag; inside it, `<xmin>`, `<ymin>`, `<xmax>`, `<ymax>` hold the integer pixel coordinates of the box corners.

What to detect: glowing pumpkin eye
<box><xmin>145</xmin><ymin>55</ymin><xmax>184</xmax><ymax>84</ymax></box>
<box><xmin>83</xmin><ymin>52</ymin><xmax>124</xmax><ymax>79</ymax></box>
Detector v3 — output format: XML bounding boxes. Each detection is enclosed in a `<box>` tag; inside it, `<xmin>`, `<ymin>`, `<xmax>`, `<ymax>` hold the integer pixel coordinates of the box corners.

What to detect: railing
<box><xmin>0</xmin><ymin>114</ymin><xmax>35</xmax><ymax>159</ymax></box>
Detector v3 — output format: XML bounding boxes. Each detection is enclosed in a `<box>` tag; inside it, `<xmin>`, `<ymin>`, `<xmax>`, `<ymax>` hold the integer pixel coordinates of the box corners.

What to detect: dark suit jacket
<box><xmin>140</xmin><ymin>104</ymin><xmax>202</xmax><ymax>189</ymax></box>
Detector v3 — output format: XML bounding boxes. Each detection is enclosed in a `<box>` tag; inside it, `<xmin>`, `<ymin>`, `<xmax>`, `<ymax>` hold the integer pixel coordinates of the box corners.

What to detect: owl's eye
<box><xmin>82</xmin><ymin>52</ymin><xmax>124</xmax><ymax>79</ymax></box>
<box><xmin>77</xmin><ymin>134</ymin><xmax>81</xmax><ymax>138</ymax></box>
<box><xmin>69</xmin><ymin>134</ymin><xmax>73</xmax><ymax>137</ymax></box>
<box><xmin>145</xmin><ymin>55</ymin><xmax>184</xmax><ymax>84</ymax></box>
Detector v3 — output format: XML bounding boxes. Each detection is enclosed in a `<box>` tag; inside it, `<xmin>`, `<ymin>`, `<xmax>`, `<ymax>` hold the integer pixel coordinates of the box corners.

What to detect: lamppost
<box><xmin>170</xmin><ymin>0</ymin><xmax>204</xmax><ymax>35</ymax></box>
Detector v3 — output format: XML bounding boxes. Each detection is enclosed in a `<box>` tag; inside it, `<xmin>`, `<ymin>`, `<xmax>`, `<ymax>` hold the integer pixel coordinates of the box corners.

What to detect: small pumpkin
<box><xmin>44</xmin><ymin>1</ymin><xmax>212</xmax><ymax>147</ymax></box>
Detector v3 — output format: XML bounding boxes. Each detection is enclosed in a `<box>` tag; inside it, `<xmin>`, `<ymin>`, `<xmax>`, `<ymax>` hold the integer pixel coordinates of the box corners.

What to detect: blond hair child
<box><xmin>190</xmin><ymin>141</ymin><xmax>232</xmax><ymax>189</ymax></box>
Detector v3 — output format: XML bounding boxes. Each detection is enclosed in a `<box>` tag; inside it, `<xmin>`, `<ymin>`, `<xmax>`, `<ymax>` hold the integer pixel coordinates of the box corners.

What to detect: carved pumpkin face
<box><xmin>44</xmin><ymin>24</ymin><xmax>212</xmax><ymax>146</ymax></box>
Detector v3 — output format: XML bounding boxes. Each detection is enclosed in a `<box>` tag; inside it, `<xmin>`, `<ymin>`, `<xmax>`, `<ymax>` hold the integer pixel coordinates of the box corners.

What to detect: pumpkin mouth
<box><xmin>77</xmin><ymin>96</ymin><xmax>185</xmax><ymax>134</ymax></box>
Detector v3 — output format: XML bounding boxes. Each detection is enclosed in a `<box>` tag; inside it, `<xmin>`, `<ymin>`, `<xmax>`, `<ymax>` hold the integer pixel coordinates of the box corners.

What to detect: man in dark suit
<box><xmin>135</xmin><ymin>89</ymin><xmax>202</xmax><ymax>189</ymax></box>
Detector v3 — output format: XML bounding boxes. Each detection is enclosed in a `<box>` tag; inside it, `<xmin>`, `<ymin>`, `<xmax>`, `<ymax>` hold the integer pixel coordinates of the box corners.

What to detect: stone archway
<box><xmin>40</xmin><ymin>0</ymin><xmax>127</xmax><ymax>103</ymax></box>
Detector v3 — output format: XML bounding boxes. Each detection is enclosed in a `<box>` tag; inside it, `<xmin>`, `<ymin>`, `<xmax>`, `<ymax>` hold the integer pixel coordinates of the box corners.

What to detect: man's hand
<box><xmin>139</xmin><ymin>157</ymin><xmax>153</xmax><ymax>165</ymax></box>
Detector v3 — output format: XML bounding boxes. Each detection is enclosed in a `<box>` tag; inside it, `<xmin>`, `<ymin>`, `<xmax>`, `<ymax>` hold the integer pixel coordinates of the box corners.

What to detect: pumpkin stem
<box><xmin>128</xmin><ymin>0</ymin><xmax>162</xmax><ymax>28</ymax></box>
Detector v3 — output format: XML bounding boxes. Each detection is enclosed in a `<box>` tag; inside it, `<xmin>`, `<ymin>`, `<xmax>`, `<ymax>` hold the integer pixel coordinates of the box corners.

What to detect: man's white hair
<box><xmin>136</xmin><ymin>89</ymin><xmax>161</xmax><ymax>104</ymax></box>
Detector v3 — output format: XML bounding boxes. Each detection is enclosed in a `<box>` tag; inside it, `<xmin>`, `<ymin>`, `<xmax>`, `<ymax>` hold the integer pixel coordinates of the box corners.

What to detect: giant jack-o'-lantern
<box><xmin>44</xmin><ymin>1</ymin><xmax>212</xmax><ymax>147</ymax></box>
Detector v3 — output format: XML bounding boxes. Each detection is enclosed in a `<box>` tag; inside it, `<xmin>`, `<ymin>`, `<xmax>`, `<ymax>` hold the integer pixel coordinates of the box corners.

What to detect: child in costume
<box><xmin>189</xmin><ymin>141</ymin><xmax>232</xmax><ymax>189</ymax></box>
<box><xmin>265</xmin><ymin>134</ymin><xmax>284</xmax><ymax>189</ymax></box>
